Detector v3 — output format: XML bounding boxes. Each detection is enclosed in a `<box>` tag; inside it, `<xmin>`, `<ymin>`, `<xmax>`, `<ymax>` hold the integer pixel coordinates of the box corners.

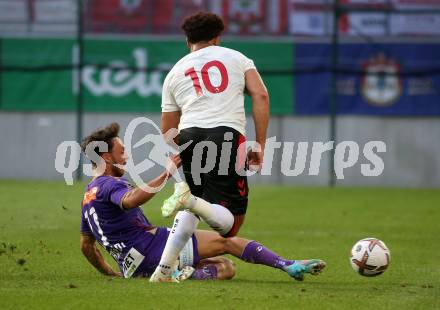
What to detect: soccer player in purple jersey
<box><xmin>80</xmin><ymin>123</ymin><xmax>326</xmax><ymax>282</ymax></box>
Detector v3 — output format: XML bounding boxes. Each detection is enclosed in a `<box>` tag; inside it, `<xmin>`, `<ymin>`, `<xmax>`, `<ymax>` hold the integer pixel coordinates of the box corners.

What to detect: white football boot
<box><xmin>149</xmin><ymin>267</ymin><xmax>179</xmax><ymax>283</ymax></box>
<box><xmin>172</xmin><ymin>266</ymin><xmax>195</xmax><ymax>282</ymax></box>
<box><xmin>161</xmin><ymin>182</ymin><xmax>191</xmax><ymax>218</ymax></box>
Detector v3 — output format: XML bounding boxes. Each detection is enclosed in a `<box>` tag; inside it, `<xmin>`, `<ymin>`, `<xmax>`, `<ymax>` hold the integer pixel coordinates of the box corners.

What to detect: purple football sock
<box><xmin>240</xmin><ymin>241</ymin><xmax>294</xmax><ymax>270</ymax></box>
<box><xmin>191</xmin><ymin>265</ymin><xmax>218</xmax><ymax>280</ymax></box>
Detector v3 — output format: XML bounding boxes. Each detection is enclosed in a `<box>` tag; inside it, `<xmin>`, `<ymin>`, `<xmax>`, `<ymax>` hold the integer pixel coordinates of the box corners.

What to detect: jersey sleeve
<box><xmin>80</xmin><ymin>210</ymin><xmax>92</xmax><ymax>234</ymax></box>
<box><xmin>161</xmin><ymin>73</ymin><xmax>180</xmax><ymax>112</ymax></box>
<box><xmin>242</xmin><ymin>54</ymin><xmax>256</xmax><ymax>72</ymax></box>
<box><xmin>108</xmin><ymin>179</ymin><xmax>131</xmax><ymax>209</ymax></box>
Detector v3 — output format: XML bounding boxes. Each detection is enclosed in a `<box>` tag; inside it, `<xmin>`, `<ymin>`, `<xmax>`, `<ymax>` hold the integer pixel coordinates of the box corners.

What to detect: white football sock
<box><xmin>157</xmin><ymin>210</ymin><xmax>200</xmax><ymax>276</ymax></box>
<box><xmin>186</xmin><ymin>196</ymin><xmax>234</xmax><ymax>236</ymax></box>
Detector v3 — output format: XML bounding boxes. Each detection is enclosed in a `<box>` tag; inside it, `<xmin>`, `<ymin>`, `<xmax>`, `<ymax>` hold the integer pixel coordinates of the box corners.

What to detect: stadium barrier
<box><xmin>1</xmin><ymin>1</ymin><xmax>440</xmax><ymax>187</ymax></box>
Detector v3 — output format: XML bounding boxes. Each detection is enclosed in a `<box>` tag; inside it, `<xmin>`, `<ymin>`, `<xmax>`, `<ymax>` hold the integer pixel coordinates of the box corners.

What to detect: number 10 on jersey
<box><xmin>185</xmin><ymin>60</ymin><xmax>229</xmax><ymax>96</ymax></box>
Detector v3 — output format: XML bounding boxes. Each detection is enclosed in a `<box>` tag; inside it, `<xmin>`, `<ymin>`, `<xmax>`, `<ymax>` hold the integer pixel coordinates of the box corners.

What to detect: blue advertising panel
<box><xmin>295</xmin><ymin>43</ymin><xmax>440</xmax><ymax>115</ymax></box>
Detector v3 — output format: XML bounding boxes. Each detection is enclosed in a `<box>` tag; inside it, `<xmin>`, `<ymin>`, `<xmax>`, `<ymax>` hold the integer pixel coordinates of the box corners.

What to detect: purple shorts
<box><xmin>131</xmin><ymin>227</ymin><xmax>200</xmax><ymax>277</ymax></box>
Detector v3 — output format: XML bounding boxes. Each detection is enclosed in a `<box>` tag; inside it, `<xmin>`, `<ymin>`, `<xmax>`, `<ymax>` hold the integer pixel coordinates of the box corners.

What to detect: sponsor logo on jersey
<box><xmin>82</xmin><ymin>186</ymin><xmax>98</xmax><ymax>206</ymax></box>
<box><xmin>122</xmin><ymin>247</ymin><xmax>145</xmax><ymax>278</ymax></box>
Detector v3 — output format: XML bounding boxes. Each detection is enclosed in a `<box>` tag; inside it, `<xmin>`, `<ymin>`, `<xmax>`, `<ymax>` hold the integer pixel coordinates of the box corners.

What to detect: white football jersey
<box><xmin>161</xmin><ymin>46</ymin><xmax>256</xmax><ymax>135</ymax></box>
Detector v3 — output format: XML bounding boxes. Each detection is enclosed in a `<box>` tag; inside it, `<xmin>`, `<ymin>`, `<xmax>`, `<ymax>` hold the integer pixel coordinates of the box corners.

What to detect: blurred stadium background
<box><xmin>0</xmin><ymin>0</ymin><xmax>439</xmax><ymax>187</ymax></box>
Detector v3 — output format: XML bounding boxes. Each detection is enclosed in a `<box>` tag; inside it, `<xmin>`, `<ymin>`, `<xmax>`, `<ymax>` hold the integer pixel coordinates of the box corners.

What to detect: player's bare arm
<box><xmin>161</xmin><ymin>111</ymin><xmax>181</xmax><ymax>136</ymax></box>
<box><xmin>161</xmin><ymin>111</ymin><xmax>181</xmax><ymax>145</ymax></box>
<box><xmin>245</xmin><ymin>68</ymin><xmax>270</xmax><ymax>170</ymax></box>
<box><xmin>80</xmin><ymin>233</ymin><xmax>121</xmax><ymax>277</ymax></box>
<box><xmin>121</xmin><ymin>154</ymin><xmax>182</xmax><ymax>209</ymax></box>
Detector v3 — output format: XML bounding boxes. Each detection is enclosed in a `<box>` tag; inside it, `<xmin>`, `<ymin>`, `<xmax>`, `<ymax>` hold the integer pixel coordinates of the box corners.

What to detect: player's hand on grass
<box><xmin>108</xmin><ymin>270</ymin><xmax>123</xmax><ymax>277</ymax></box>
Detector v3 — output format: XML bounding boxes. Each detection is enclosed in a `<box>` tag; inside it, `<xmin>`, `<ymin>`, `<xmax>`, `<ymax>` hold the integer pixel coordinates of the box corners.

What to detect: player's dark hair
<box><xmin>181</xmin><ymin>11</ymin><xmax>224</xmax><ymax>44</ymax></box>
<box><xmin>81</xmin><ymin>123</ymin><xmax>120</xmax><ymax>166</ymax></box>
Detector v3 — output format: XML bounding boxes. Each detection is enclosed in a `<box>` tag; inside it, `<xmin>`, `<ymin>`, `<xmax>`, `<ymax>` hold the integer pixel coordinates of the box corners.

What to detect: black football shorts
<box><xmin>179</xmin><ymin>126</ymin><xmax>248</xmax><ymax>215</ymax></box>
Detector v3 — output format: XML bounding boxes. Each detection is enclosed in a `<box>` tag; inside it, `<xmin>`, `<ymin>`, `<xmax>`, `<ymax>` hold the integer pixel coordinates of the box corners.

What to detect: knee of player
<box><xmin>223</xmin><ymin>236</ymin><xmax>240</xmax><ymax>254</ymax></box>
<box><xmin>213</xmin><ymin>236</ymin><xmax>229</xmax><ymax>255</ymax></box>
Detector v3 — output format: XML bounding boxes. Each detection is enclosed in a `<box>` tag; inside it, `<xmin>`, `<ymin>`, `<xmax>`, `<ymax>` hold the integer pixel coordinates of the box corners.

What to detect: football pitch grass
<box><xmin>0</xmin><ymin>180</ymin><xmax>438</xmax><ymax>310</ymax></box>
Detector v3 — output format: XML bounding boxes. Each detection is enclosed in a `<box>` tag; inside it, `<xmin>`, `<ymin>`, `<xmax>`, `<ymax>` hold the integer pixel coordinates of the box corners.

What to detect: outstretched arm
<box><xmin>121</xmin><ymin>154</ymin><xmax>182</xmax><ymax>209</ymax></box>
<box><xmin>80</xmin><ymin>233</ymin><xmax>121</xmax><ymax>277</ymax></box>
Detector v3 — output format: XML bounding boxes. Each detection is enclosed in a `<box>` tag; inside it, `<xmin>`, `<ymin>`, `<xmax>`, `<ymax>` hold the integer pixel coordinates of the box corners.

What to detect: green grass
<box><xmin>0</xmin><ymin>181</ymin><xmax>439</xmax><ymax>310</ymax></box>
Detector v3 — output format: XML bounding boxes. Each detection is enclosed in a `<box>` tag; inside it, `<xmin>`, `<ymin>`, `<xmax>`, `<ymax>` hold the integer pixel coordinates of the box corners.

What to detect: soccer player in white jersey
<box><xmin>161</xmin><ymin>11</ymin><xmax>269</xmax><ymax>237</ymax></box>
<box><xmin>150</xmin><ymin>12</ymin><xmax>325</xmax><ymax>282</ymax></box>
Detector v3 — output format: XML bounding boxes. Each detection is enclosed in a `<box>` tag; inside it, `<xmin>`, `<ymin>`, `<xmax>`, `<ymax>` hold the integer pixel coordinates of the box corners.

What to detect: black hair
<box><xmin>81</xmin><ymin>123</ymin><xmax>120</xmax><ymax>166</ymax></box>
<box><xmin>181</xmin><ymin>11</ymin><xmax>224</xmax><ymax>44</ymax></box>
